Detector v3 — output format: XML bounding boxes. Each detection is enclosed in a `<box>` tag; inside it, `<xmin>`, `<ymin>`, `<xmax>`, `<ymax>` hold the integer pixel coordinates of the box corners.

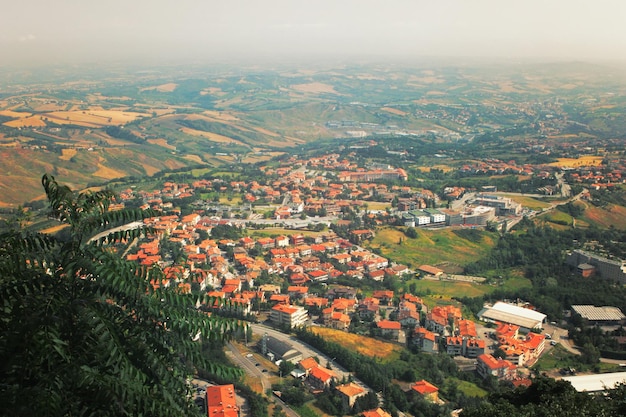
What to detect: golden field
<box><xmin>2</xmin><ymin>109</ymin><xmax>150</xmax><ymax>128</ymax></box>
<box><xmin>310</xmin><ymin>327</ymin><xmax>402</xmax><ymax>362</ymax></box>
<box><xmin>291</xmin><ymin>82</ymin><xmax>340</xmax><ymax>95</ymax></box>
<box><xmin>549</xmin><ymin>156</ymin><xmax>604</xmax><ymax>168</ymax></box>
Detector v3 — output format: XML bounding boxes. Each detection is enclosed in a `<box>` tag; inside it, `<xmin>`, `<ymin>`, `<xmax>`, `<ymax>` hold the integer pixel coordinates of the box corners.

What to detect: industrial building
<box><xmin>562</xmin><ymin>372</ymin><xmax>626</xmax><ymax>393</ymax></box>
<box><xmin>566</xmin><ymin>250</ymin><xmax>626</xmax><ymax>283</ymax></box>
<box><xmin>571</xmin><ymin>305</ymin><xmax>626</xmax><ymax>326</ymax></box>
<box><xmin>478</xmin><ymin>301</ymin><xmax>546</xmax><ymax>332</ymax></box>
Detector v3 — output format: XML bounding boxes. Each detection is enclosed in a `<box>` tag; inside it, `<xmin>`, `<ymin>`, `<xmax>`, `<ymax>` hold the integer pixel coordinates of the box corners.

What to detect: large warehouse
<box><xmin>478</xmin><ymin>302</ymin><xmax>546</xmax><ymax>332</ymax></box>
<box><xmin>562</xmin><ymin>372</ymin><xmax>626</xmax><ymax>393</ymax></box>
<box><xmin>571</xmin><ymin>305</ymin><xmax>626</xmax><ymax>326</ymax></box>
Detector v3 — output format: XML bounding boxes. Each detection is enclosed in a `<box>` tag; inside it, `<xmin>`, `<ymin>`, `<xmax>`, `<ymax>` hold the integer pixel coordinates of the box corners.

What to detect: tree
<box><xmin>0</xmin><ymin>174</ymin><xmax>242</xmax><ymax>416</ymax></box>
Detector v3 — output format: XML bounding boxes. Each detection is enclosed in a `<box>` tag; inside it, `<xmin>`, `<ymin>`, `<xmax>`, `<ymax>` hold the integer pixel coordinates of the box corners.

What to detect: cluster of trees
<box><xmin>463</xmin><ymin>221</ymin><xmax>626</xmax><ymax>318</ymax></box>
<box><xmin>294</xmin><ymin>328</ymin><xmax>487</xmax><ymax>416</ymax></box>
<box><xmin>461</xmin><ymin>376</ymin><xmax>626</xmax><ymax>417</ymax></box>
<box><xmin>105</xmin><ymin>125</ymin><xmax>145</xmax><ymax>144</ymax></box>
<box><xmin>0</xmin><ymin>175</ymin><xmax>243</xmax><ymax>416</ymax></box>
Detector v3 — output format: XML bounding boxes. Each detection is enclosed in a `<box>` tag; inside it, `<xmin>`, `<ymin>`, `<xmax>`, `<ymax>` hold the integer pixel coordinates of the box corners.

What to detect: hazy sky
<box><xmin>2</xmin><ymin>0</ymin><xmax>626</xmax><ymax>66</ymax></box>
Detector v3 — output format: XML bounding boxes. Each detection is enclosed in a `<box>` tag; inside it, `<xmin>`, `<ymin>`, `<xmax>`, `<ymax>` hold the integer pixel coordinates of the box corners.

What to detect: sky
<box><xmin>2</xmin><ymin>0</ymin><xmax>626</xmax><ymax>66</ymax></box>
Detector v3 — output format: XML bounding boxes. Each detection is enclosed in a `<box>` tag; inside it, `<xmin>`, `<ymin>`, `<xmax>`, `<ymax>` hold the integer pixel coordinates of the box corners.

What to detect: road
<box><xmin>248</xmin><ymin>323</ymin><xmax>355</xmax><ymax>382</ymax></box>
<box><xmin>225</xmin><ymin>341</ymin><xmax>300</xmax><ymax>417</ymax></box>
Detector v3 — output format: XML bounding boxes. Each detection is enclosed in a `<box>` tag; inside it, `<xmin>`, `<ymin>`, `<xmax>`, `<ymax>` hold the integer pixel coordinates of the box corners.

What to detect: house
<box><xmin>412</xmin><ymin>327</ymin><xmax>438</xmax><ymax>353</ymax></box>
<box><xmin>476</xmin><ymin>353</ymin><xmax>516</xmax><ymax>380</ymax></box>
<box><xmin>368</xmin><ymin>270</ymin><xmax>386</xmax><ymax>281</ymax></box>
<box><xmin>411</xmin><ymin>380</ymin><xmax>439</xmax><ymax>402</ymax></box>
<box><xmin>336</xmin><ymin>382</ymin><xmax>367</xmax><ymax>409</ymax></box>
<box><xmin>358</xmin><ymin>297</ymin><xmax>380</xmax><ymax>320</ymax></box>
<box><xmin>426</xmin><ymin>305</ymin><xmax>461</xmax><ymax>335</ymax></box>
<box><xmin>275</xmin><ymin>235</ymin><xmax>290</xmax><ymax>247</ymax></box>
<box><xmin>298</xmin><ymin>357</ymin><xmax>321</xmax><ymax>376</ymax></box>
<box><xmin>290</xmin><ymin>234</ymin><xmax>305</xmax><ymax>246</ymax></box>
<box><xmin>325</xmin><ymin>310</ymin><xmax>351</xmax><ymax>331</ymax></box>
<box><xmin>417</xmin><ymin>265</ymin><xmax>443</xmax><ymax>277</ymax></box>
<box><xmin>445</xmin><ymin>336</ymin><xmax>464</xmax><ymax>356</ymax></box>
<box><xmin>362</xmin><ymin>408</ymin><xmax>392</xmax><ymax>417</ymax></box>
<box><xmin>206</xmin><ymin>384</ymin><xmax>239</xmax><ymax>417</ymax></box>
<box><xmin>308</xmin><ymin>269</ymin><xmax>329</xmax><ymax>282</ymax></box>
<box><xmin>371</xmin><ymin>290</ymin><xmax>394</xmax><ymax>305</ymax></box>
<box><xmin>326</xmin><ymin>287</ymin><xmax>357</xmax><ymax>300</ymax></box>
<box><xmin>287</xmin><ymin>285</ymin><xmax>309</xmax><ymax>300</ymax></box>
<box><xmin>307</xmin><ymin>364</ymin><xmax>337</xmax><ymax>390</ymax></box>
<box><xmin>376</xmin><ymin>320</ymin><xmax>402</xmax><ymax>340</ymax></box>
<box><xmin>257</xmin><ymin>237</ymin><xmax>275</xmax><ymax>249</ymax></box>
<box><xmin>398</xmin><ymin>309</ymin><xmax>421</xmax><ymax>328</ymax></box>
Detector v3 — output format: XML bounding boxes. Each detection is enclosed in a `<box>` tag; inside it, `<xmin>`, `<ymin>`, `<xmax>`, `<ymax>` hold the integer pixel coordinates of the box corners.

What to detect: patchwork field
<box><xmin>310</xmin><ymin>327</ymin><xmax>402</xmax><ymax>362</ymax></box>
<box><xmin>179</xmin><ymin>126</ymin><xmax>244</xmax><ymax>145</ymax></box>
<box><xmin>2</xmin><ymin>109</ymin><xmax>150</xmax><ymax>128</ymax></box>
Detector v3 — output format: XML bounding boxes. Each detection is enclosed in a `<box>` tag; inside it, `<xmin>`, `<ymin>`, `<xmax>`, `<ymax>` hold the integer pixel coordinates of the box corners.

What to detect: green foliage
<box><xmin>460</xmin><ymin>376</ymin><xmax>626</xmax><ymax>417</ymax></box>
<box><xmin>0</xmin><ymin>174</ymin><xmax>242</xmax><ymax>416</ymax></box>
<box><xmin>464</xmin><ymin>223</ymin><xmax>626</xmax><ymax>317</ymax></box>
<box><xmin>452</xmin><ymin>228</ymin><xmax>484</xmax><ymax>243</ymax></box>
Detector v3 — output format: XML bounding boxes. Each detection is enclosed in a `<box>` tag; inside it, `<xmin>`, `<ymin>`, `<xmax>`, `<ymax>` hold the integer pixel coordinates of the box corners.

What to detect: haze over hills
<box><xmin>1</xmin><ymin>60</ymin><xmax>626</xmax><ymax>207</ymax></box>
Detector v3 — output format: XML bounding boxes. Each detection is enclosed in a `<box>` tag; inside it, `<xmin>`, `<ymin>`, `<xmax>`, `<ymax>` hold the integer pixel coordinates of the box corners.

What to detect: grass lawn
<box><xmin>405</xmin><ymin>274</ymin><xmax>531</xmax><ymax>311</ymax></box>
<box><xmin>219</xmin><ymin>195</ymin><xmax>243</xmax><ymax>205</ymax></box>
<box><xmin>538</xmin><ymin>210</ymin><xmax>573</xmax><ymax>226</ymax></box>
<box><xmin>365</xmin><ymin>201</ymin><xmax>392</xmax><ymax>211</ymax></box>
<box><xmin>532</xmin><ymin>344</ymin><xmax>579</xmax><ymax>372</ymax></box>
<box><xmin>367</xmin><ymin>227</ymin><xmax>496</xmax><ymax>268</ymax></box>
<box><xmin>448</xmin><ymin>378</ymin><xmax>488</xmax><ymax>398</ymax></box>
<box><xmin>528</xmin><ymin>344</ymin><xmax>624</xmax><ymax>374</ymax></box>
<box><xmin>310</xmin><ymin>327</ymin><xmax>402</xmax><ymax>362</ymax></box>
<box><xmin>497</xmin><ymin>194</ymin><xmax>555</xmax><ymax>211</ymax></box>
<box><xmin>406</xmin><ymin>279</ymin><xmax>488</xmax><ymax>299</ymax></box>
<box><xmin>295</xmin><ymin>402</ymin><xmax>333</xmax><ymax>417</ymax></box>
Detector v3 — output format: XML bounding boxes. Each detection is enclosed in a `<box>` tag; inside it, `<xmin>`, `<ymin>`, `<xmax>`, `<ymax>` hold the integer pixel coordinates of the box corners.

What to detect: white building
<box><xmin>478</xmin><ymin>302</ymin><xmax>546</xmax><ymax>332</ymax></box>
<box><xmin>270</xmin><ymin>304</ymin><xmax>309</xmax><ymax>328</ymax></box>
<box><xmin>424</xmin><ymin>208</ymin><xmax>446</xmax><ymax>224</ymax></box>
<box><xmin>562</xmin><ymin>372</ymin><xmax>626</xmax><ymax>393</ymax></box>
<box><xmin>409</xmin><ymin>210</ymin><xmax>431</xmax><ymax>225</ymax></box>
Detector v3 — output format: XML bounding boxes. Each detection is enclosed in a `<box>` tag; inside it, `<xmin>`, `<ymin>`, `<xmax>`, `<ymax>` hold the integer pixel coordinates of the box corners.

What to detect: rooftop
<box><xmin>571</xmin><ymin>305</ymin><xmax>626</xmax><ymax>322</ymax></box>
<box><xmin>562</xmin><ymin>372</ymin><xmax>626</xmax><ymax>393</ymax></box>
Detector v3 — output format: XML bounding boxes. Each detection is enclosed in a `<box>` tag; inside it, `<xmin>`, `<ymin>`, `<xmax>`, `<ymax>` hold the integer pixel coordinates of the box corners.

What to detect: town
<box><xmin>106</xmin><ymin>149</ymin><xmax>626</xmax><ymax>417</ymax></box>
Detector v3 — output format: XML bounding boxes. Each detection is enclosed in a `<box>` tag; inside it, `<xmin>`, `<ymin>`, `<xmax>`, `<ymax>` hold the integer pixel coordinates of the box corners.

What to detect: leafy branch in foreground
<box><xmin>0</xmin><ymin>174</ymin><xmax>242</xmax><ymax>417</ymax></box>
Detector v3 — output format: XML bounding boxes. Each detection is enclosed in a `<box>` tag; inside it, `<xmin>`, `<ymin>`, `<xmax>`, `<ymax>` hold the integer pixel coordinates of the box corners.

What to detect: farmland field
<box><xmin>310</xmin><ymin>327</ymin><xmax>402</xmax><ymax>362</ymax></box>
<box><xmin>549</xmin><ymin>156</ymin><xmax>604</xmax><ymax>168</ymax></box>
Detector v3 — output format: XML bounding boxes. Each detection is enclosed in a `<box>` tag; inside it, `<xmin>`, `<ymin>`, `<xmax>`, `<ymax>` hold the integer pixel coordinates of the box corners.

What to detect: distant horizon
<box><xmin>2</xmin><ymin>1</ymin><xmax>626</xmax><ymax>69</ymax></box>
